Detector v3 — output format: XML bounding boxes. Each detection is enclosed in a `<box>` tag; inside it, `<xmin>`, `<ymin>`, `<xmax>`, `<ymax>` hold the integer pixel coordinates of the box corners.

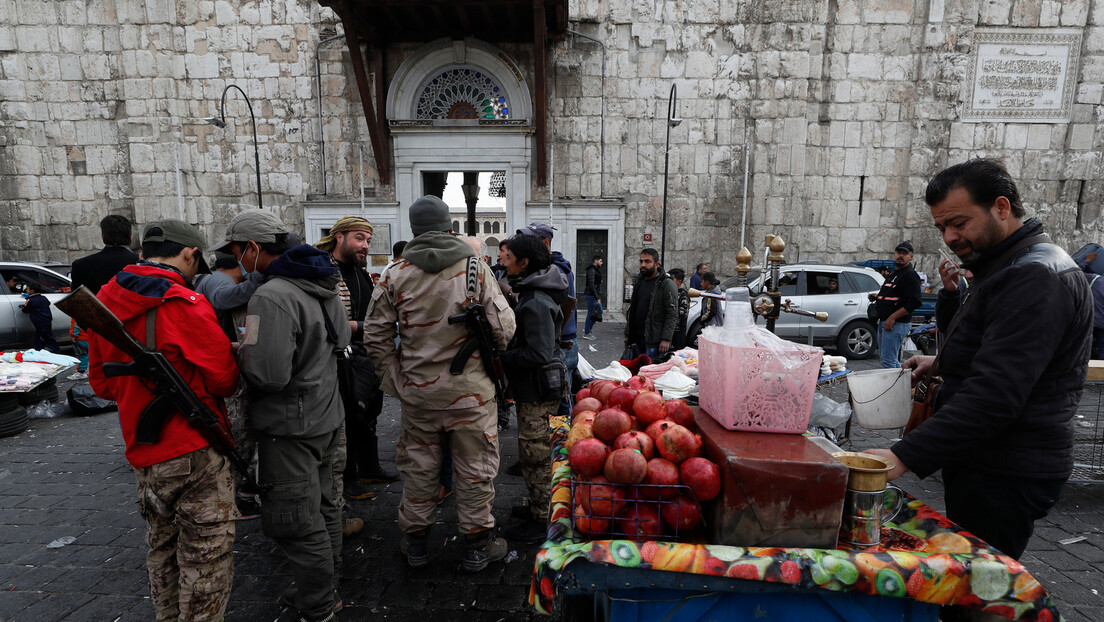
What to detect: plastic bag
<box><xmin>27</xmin><ymin>400</ymin><xmax>62</xmax><ymax>419</ymax></box>
<box><xmin>576</xmin><ymin>353</ymin><xmax>597</xmax><ymax>380</ymax></box>
<box><xmin>700</xmin><ymin>288</ymin><xmax>821</xmax><ymax>370</ymax></box>
<box><xmin>808</xmin><ymin>392</ymin><xmax>852</xmax><ymax>428</ymax></box>
<box><xmin>66</xmin><ymin>384</ymin><xmax>117</xmax><ymax>416</ymax></box>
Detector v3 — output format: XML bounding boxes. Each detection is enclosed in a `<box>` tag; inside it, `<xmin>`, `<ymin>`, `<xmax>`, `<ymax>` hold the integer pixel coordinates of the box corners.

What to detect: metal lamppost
<box><xmin>206</xmin><ymin>84</ymin><xmax>263</xmax><ymax>210</ymax></box>
<box><xmin>660</xmin><ymin>83</ymin><xmax>682</xmax><ymax>264</ymax></box>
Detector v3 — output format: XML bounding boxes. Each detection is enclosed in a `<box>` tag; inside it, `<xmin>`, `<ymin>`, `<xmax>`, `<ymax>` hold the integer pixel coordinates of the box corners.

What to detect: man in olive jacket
<box><xmin>624</xmin><ymin>248</ymin><xmax>679</xmax><ymax>358</ymax></box>
<box><xmin>216</xmin><ymin>210</ymin><xmax>350</xmax><ymax>622</ymax></box>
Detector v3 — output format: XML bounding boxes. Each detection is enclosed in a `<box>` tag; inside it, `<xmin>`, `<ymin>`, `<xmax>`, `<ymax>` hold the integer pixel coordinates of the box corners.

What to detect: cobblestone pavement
<box><xmin>0</xmin><ymin>319</ymin><xmax>1101</xmax><ymax>621</ymax></box>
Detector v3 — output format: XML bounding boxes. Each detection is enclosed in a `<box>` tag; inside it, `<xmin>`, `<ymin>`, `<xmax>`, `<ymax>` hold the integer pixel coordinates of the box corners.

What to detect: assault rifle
<box><xmin>448</xmin><ymin>301</ymin><xmax>508</xmax><ymax>397</ymax></box>
<box><xmin>57</xmin><ymin>286</ymin><xmax>258</xmax><ymax>490</ymax></box>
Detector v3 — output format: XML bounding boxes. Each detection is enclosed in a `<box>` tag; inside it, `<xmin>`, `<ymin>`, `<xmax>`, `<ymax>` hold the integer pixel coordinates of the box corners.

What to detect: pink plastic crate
<box><xmin>697</xmin><ymin>336</ymin><xmax>821</xmax><ymax>433</ymax></box>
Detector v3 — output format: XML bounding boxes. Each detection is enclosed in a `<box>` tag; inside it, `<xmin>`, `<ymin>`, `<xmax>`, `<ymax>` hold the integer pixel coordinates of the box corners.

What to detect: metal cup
<box><xmin>839</xmin><ymin>485</ymin><xmax>903</xmax><ymax>546</ymax></box>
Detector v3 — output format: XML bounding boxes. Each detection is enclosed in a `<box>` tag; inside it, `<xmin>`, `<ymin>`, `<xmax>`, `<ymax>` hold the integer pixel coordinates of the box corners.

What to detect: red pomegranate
<box><xmin>633</xmin><ymin>391</ymin><xmax>668</xmax><ymax>425</ymax></box>
<box><xmin>640</xmin><ymin>458</ymin><xmax>680</xmax><ymax>500</ymax></box>
<box><xmin>661</xmin><ymin>494</ymin><xmax>702</xmax><ymax>531</ymax></box>
<box><xmin>665</xmin><ymin>398</ymin><xmax>695</xmax><ymax>427</ymax></box>
<box><xmin>604</xmin><ymin>448</ymin><xmax>648</xmax><ymax>484</ymax></box>
<box><xmin>613</xmin><ymin>430</ymin><xmax>654</xmax><ymax>460</ymax></box>
<box><xmin>576</xmin><ymin>387</ymin><xmax>592</xmax><ymax>402</ymax></box>
<box><xmin>574</xmin><ymin>475</ymin><xmax>626</xmax><ymax>518</ymax></box>
<box><xmin>566</xmin><ymin>420</ymin><xmax>595</xmax><ymax>450</ymax></box>
<box><xmin>572</xmin><ymin>410</ymin><xmax>597</xmax><ymax>427</ymax></box>
<box><xmin>573</xmin><ymin>397</ymin><xmax>603</xmax><ymax>417</ymax></box>
<box><xmin>574</xmin><ymin>504</ymin><xmax>609</xmax><ymax>535</ymax></box>
<box><xmin>608</xmin><ymin>386</ymin><xmax>639</xmax><ymax>414</ymax></box>
<box><xmin>680</xmin><ymin>457</ymin><xmax>722</xmax><ymax>501</ymax></box>
<box><xmin>626</xmin><ymin>375</ymin><xmax>656</xmax><ymax>392</ymax></box>
<box><xmin>656</xmin><ymin>424</ymin><xmax>703</xmax><ymax>464</ymax></box>
<box><xmin>615</xmin><ymin>503</ymin><xmax>662</xmax><ymax>541</ymax></box>
<box><xmin>569</xmin><ymin>437</ymin><xmax>611</xmax><ymax>478</ymax></box>
<box><xmin>644</xmin><ymin>419</ymin><xmax>676</xmax><ymax>442</ymax></box>
<box><xmin>592</xmin><ymin>408</ymin><xmax>633</xmax><ymax>443</ymax></box>
<box><xmin>590</xmin><ymin>380</ymin><xmax>620</xmax><ymax>404</ymax></box>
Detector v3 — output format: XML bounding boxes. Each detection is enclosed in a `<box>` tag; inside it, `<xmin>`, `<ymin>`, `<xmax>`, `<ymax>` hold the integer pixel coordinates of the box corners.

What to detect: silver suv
<box><xmin>686</xmin><ymin>264</ymin><xmax>884</xmax><ymax>359</ymax></box>
<box><xmin>0</xmin><ymin>262</ymin><xmax>74</xmax><ymax>350</ymax></box>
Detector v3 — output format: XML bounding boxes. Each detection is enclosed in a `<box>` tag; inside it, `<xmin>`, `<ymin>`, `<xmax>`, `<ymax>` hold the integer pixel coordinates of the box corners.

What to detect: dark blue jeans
<box><xmin>584</xmin><ymin>295</ymin><xmax>602</xmax><ymax>335</ymax></box>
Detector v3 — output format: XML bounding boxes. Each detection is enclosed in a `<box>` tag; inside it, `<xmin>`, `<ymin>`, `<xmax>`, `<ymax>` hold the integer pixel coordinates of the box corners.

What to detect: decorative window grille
<box><xmin>415</xmin><ymin>66</ymin><xmax>510</xmax><ymax>120</ymax></box>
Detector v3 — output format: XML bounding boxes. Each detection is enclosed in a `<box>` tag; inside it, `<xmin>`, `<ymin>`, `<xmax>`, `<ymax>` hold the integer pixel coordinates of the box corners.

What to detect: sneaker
<box><xmin>358</xmin><ymin>464</ymin><xmax>400</xmax><ymax>484</ymax></box>
<box><xmin>67</xmin><ymin>371</ymin><xmax>88</xmax><ymax>380</ymax></box>
<box><xmin>234</xmin><ymin>496</ymin><xmax>261</xmax><ymax>520</ymax></box>
<box><xmin>341</xmin><ymin>514</ymin><xmax>364</xmax><ymax>538</ymax></box>
<box><xmin>401</xmin><ymin>530</ymin><xmax>429</xmax><ymax>568</ymax></box>
<box><xmin>343</xmin><ymin>480</ymin><xmax>375</xmax><ymax>500</ymax></box>
<box><xmin>581</xmin><ymin>333</ymin><xmax>597</xmax><ymax>341</ymax></box>
<box><xmin>462</xmin><ymin>530</ymin><xmax>508</xmax><ymax>572</ymax></box>
<box><xmin>504</xmin><ymin>519</ymin><xmax>548</xmax><ymax>545</ymax></box>
<box><xmin>505</xmin><ymin>460</ymin><xmax>523</xmax><ymax>477</ymax></box>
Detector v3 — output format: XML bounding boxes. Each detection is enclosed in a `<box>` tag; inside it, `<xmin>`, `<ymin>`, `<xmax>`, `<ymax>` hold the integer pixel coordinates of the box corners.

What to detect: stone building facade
<box><xmin>3</xmin><ymin>0</ymin><xmax>1104</xmax><ymax>313</ymax></box>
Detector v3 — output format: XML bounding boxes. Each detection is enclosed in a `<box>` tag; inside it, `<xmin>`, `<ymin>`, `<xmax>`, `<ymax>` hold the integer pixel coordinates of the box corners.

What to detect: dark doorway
<box><xmin>575</xmin><ymin>229</ymin><xmax>608</xmax><ymax>303</ymax></box>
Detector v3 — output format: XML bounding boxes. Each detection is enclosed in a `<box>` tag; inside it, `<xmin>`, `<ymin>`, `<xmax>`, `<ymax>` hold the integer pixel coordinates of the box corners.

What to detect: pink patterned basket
<box><xmin>697</xmin><ymin>335</ymin><xmax>821</xmax><ymax>434</ymax></box>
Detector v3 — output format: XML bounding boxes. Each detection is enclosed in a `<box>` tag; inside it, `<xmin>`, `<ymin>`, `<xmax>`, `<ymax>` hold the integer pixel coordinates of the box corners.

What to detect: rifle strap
<box><xmin>465</xmin><ymin>256</ymin><xmax>480</xmax><ymax>303</ymax></box>
<box><xmin>318</xmin><ymin>299</ymin><xmax>341</xmax><ymax>351</ymax></box>
<box><xmin>145</xmin><ymin>308</ymin><xmax>157</xmax><ymax>349</ymax></box>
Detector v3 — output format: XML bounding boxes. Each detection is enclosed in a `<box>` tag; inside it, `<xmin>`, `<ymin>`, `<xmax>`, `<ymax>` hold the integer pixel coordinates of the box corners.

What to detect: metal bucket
<box><xmin>832</xmin><ymin>451</ymin><xmax>896</xmax><ymax>491</ymax></box>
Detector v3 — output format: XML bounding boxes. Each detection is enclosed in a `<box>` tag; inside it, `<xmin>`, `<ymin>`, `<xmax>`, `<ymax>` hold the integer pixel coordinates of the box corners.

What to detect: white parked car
<box><xmin>685</xmin><ymin>264</ymin><xmax>884</xmax><ymax>359</ymax></box>
<box><xmin>0</xmin><ymin>262</ymin><xmax>74</xmax><ymax>350</ymax></box>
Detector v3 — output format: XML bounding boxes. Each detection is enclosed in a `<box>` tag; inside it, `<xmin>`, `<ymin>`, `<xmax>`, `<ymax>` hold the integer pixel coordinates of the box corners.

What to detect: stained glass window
<box><xmin>415</xmin><ymin>66</ymin><xmax>510</xmax><ymax>120</ymax></box>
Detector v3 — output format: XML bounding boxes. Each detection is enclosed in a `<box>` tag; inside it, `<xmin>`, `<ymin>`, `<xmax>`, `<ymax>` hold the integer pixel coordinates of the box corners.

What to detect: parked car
<box><xmin>0</xmin><ymin>262</ymin><xmax>74</xmax><ymax>350</ymax></box>
<box><xmin>686</xmin><ymin>264</ymin><xmax>884</xmax><ymax>359</ymax></box>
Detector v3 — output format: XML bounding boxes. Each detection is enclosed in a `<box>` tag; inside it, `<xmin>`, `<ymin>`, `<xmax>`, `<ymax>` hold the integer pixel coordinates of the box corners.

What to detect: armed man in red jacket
<box><xmin>89</xmin><ymin>219</ymin><xmax>240</xmax><ymax>622</ymax></box>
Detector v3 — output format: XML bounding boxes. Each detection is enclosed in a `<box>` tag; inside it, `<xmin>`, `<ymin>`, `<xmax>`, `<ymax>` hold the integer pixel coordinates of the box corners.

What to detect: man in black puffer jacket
<box><xmin>867</xmin><ymin>159</ymin><xmax>1092</xmax><ymax>560</ymax></box>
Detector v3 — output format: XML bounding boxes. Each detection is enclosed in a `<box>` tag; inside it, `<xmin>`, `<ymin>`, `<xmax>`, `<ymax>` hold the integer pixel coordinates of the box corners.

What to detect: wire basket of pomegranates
<box><xmin>566</xmin><ymin>377</ymin><xmax>724</xmax><ymax>542</ymax></box>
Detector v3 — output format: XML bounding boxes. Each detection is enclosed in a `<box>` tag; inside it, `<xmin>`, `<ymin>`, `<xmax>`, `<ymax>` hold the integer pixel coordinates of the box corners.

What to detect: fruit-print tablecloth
<box><xmin>529</xmin><ymin>414</ymin><xmax>1063</xmax><ymax>621</ymax></box>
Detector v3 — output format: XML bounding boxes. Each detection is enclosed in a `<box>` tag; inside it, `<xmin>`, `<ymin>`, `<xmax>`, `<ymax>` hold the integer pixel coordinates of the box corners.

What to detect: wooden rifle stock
<box><xmin>56</xmin><ymin>286</ymin><xmax>144</xmax><ymax>358</ymax></box>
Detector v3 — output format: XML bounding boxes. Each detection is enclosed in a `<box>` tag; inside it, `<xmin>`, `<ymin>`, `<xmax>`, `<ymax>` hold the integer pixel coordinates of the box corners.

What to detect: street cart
<box><xmin>531</xmin><ymin>412</ymin><xmax>1065</xmax><ymax>622</ymax></box>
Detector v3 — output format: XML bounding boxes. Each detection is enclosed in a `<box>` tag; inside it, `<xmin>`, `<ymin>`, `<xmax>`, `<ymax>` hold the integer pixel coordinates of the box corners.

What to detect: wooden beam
<box><xmin>533</xmin><ymin>0</ymin><xmax>546</xmax><ymax>186</ymax></box>
<box><xmin>336</xmin><ymin>6</ymin><xmax>392</xmax><ymax>185</ymax></box>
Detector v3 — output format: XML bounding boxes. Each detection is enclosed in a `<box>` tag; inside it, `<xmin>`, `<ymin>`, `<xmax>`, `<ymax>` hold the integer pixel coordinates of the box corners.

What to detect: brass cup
<box><xmin>832</xmin><ymin>452</ymin><xmax>896</xmax><ymax>492</ymax></box>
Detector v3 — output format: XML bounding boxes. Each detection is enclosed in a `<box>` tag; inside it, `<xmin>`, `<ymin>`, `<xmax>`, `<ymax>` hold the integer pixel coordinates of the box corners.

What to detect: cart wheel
<box><xmin>556</xmin><ymin>594</ymin><xmax>598</xmax><ymax>622</ymax></box>
<box><xmin>18</xmin><ymin>379</ymin><xmax>58</xmax><ymax>407</ymax></box>
<box><xmin>0</xmin><ymin>406</ymin><xmax>29</xmax><ymax>439</ymax></box>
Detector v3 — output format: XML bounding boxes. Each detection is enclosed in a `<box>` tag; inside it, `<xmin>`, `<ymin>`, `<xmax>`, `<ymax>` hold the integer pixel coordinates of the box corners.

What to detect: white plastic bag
<box><xmin>576</xmin><ymin>353</ymin><xmax>597</xmax><ymax>380</ymax></box>
<box><xmin>808</xmin><ymin>393</ymin><xmax>852</xmax><ymax>429</ymax></box>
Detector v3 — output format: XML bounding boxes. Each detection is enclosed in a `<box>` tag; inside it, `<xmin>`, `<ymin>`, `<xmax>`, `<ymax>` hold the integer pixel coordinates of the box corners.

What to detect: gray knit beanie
<box><xmin>409</xmin><ymin>196</ymin><xmax>451</xmax><ymax>235</ymax></box>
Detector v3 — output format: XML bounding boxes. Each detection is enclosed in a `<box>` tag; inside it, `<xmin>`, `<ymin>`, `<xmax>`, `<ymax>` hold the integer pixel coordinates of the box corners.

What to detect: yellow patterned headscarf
<box><xmin>315</xmin><ymin>215</ymin><xmax>374</xmax><ymax>252</ymax></box>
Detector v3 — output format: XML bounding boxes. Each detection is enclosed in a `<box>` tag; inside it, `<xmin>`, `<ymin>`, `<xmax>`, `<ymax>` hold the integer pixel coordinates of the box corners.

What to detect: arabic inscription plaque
<box><xmin>963</xmin><ymin>28</ymin><xmax>1081</xmax><ymax>123</ymax></box>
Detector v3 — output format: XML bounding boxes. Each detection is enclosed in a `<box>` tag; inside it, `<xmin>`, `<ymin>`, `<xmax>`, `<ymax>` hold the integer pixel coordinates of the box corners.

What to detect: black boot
<box><xmin>462</xmin><ymin>529</ymin><xmax>508</xmax><ymax>573</ymax></box>
<box><xmin>358</xmin><ymin>424</ymin><xmax>399</xmax><ymax>484</ymax></box>
<box><xmin>401</xmin><ymin>529</ymin><xmax>430</xmax><ymax>568</ymax></box>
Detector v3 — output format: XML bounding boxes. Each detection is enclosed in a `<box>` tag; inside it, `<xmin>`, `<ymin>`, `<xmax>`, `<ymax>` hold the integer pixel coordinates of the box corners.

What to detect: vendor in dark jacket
<box><xmin>624</xmin><ymin>248</ymin><xmax>679</xmax><ymax>359</ymax></box>
<box><xmin>499</xmin><ymin>234</ymin><xmax>568</xmax><ymax>544</ymax></box>
<box><xmin>867</xmin><ymin>159</ymin><xmax>1092</xmax><ymax>560</ymax></box>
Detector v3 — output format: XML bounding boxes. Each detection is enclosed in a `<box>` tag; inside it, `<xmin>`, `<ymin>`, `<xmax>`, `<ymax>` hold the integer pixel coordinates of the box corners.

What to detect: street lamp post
<box><xmin>206</xmin><ymin>84</ymin><xmax>263</xmax><ymax>210</ymax></box>
<box><xmin>661</xmin><ymin>83</ymin><xmax>682</xmax><ymax>264</ymax></box>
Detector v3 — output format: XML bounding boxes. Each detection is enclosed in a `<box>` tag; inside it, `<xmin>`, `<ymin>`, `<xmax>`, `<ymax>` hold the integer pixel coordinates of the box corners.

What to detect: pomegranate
<box><xmin>591</xmin><ymin>380</ymin><xmax>620</xmax><ymax>404</ymax></box>
<box><xmin>680</xmin><ymin>457</ymin><xmax>722</xmax><ymax>501</ymax></box>
<box><xmin>608</xmin><ymin>386</ymin><xmax>639</xmax><ymax>414</ymax></box>
<box><xmin>592</xmin><ymin>408</ymin><xmax>632</xmax><ymax>443</ymax></box>
<box><xmin>604</xmin><ymin>448</ymin><xmax>648</xmax><ymax>484</ymax></box>
<box><xmin>644</xmin><ymin>419</ymin><xmax>676</xmax><ymax>442</ymax></box>
<box><xmin>615</xmin><ymin>502</ymin><xmax>662</xmax><ymax>541</ymax></box>
<box><xmin>573</xmin><ymin>475</ymin><xmax>626</xmax><ymax>518</ymax></box>
<box><xmin>626</xmin><ymin>375</ymin><xmax>656</xmax><ymax>392</ymax></box>
<box><xmin>633</xmin><ymin>391</ymin><xmax>668</xmax><ymax>425</ymax></box>
<box><xmin>665</xmin><ymin>398</ymin><xmax>695</xmax><ymax>427</ymax></box>
<box><xmin>656</xmin><ymin>424</ymin><xmax>703</xmax><ymax>464</ymax></box>
<box><xmin>574</xmin><ymin>504</ymin><xmax>609</xmax><ymax>535</ymax></box>
<box><xmin>613</xmin><ymin>430</ymin><xmax>654</xmax><ymax>460</ymax></box>
<box><xmin>576</xmin><ymin>387</ymin><xmax>592</xmax><ymax>402</ymax></box>
<box><xmin>661</xmin><ymin>494</ymin><xmax>702</xmax><ymax>531</ymax></box>
<box><xmin>573</xmin><ymin>397</ymin><xmax>603</xmax><ymax>416</ymax></box>
<box><xmin>565</xmin><ymin>421</ymin><xmax>595</xmax><ymax>450</ymax></box>
<box><xmin>569</xmin><ymin>437</ymin><xmax>611</xmax><ymax>478</ymax></box>
<box><xmin>640</xmin><ymin>458</ymin><xmax>680</xmax><ymax>500</ymax></box>
<box><xmin>572</xmin><ymin>411</ymin><xmax>597</xmax><ymax>427</ymax></box>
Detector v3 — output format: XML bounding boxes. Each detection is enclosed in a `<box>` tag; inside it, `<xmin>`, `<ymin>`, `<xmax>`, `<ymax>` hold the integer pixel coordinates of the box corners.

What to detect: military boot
<box><xmin>401</xmin><ymin>529</ymin><xmax>429</xmax><ymax>568</ymax></box>
<box><xmin>462</xmin><ymin>529</ymin><xmax>508</xmax><ymax>573</ymax></box>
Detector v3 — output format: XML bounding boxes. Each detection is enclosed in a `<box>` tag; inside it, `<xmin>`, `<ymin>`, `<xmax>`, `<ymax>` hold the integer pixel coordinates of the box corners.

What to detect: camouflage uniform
<box><xmin>516</xmin><ymin>400</ymin><xmax>558</xmax><ymax>521</ymax></box>
<box><xmin>137</xmin><ymin>446</ymin><xmax>236</xmax><ymax>622</ymax></box>
<box><xmin>363</xmin><ymin>233</ymin><xmax>515</xmax><ymax>534</ymax></box>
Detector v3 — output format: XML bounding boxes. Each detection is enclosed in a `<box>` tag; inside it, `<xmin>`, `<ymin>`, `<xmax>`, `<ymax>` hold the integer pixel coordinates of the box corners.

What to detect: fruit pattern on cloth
<box><xmin>529</xmin><ymin>414</ymin><xmax>1063</xmax><ymax>622</ymax></box>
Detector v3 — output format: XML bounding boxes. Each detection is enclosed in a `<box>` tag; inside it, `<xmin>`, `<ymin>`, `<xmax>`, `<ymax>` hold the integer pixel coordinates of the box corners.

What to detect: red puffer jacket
<box><xmin>89</xmin><ymin>264</ymin><xmax>239</xmax><ymax>468</ymax></box>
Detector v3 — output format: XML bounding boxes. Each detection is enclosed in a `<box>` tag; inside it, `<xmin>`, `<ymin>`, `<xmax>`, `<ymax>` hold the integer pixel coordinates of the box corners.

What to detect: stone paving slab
<box><xmin>0</xmin><ymin>318</ymin><xmax>1101</xmax><ymax>621</ymax></box>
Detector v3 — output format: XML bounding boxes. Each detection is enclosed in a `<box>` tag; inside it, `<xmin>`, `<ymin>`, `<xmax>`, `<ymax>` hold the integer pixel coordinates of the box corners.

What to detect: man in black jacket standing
<box><xmin>867</xmin><ymin>159</ymin><xmax>1092</xmax><ymax>560</ymax></box>
<box><xmin>582</xmin><ymin>254</ymin><xmax>603</xmax><ymax>340</ymax></box>
<box><xmin>624</xmin><ymin>248</ymin><xmax>678</xmax><ymax>359</ymax></box>
<box><xmin>870</xmin><ymin>241</ymin><xmax>922</xmax><ymax>368</ymax></box>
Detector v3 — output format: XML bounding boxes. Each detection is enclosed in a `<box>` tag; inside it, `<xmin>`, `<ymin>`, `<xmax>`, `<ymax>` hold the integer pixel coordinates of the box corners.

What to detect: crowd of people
<box><xmin>67</xmin><ymin>158</ymin><xmax>1094</xmax><ymax>622</ymax></box>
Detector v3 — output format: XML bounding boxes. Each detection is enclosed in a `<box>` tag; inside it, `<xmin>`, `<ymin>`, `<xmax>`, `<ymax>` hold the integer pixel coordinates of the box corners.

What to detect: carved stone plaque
<box><xmin>962</xmin><ymin>28</ymin><xmax>1081</xmax><ymax>123</ymax></box>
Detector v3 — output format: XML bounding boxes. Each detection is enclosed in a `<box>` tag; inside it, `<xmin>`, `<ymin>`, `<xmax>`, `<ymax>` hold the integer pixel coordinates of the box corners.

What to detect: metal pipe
<box><xmin>740</xmin><ymin>137</ymin><xmax>750</xmax><ymax>249</ymax></box>
<box><xmin>566</xmin><ymin>29</ymin><xmax>607</xmax><ymax>198</ymax></box>
<box><xmin>661</xmin><ymin>83</ymin><xmax>681</xmax><ymax>263</ymax></box>
<box><xmin>208</xmin><ymin>84</ymin><xmax>263</xmax><ymax>210</ymax></box>
<box><xmin>315</xmin><ymin>33</ymin><xmax>346</xmax><ymax>197</ymax></box>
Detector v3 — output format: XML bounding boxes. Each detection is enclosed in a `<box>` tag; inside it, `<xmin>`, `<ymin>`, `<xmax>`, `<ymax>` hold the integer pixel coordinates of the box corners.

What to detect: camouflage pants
<box><xmin>135</xmin><ymin>446</ymin><xmax>236</xmax><ymax>622</ymax></box>
<box><xmin>396</xmin><ymin>402</ymin><xmax>499</xmax><ymax>534</ymax></box>
<box><xmin>517</xmin><ymin>400</ymin><xmax>557</xmax><ymax>521</ymax></box>
<box><xmin>225</xmin><ymin>381</ymin><xmax>257</xmax><ymax>495</ymax></box>
<box><xmin>332</xmin><ymin>422</ymin><xmax>347</xmax><ymax>515</ymax></box>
